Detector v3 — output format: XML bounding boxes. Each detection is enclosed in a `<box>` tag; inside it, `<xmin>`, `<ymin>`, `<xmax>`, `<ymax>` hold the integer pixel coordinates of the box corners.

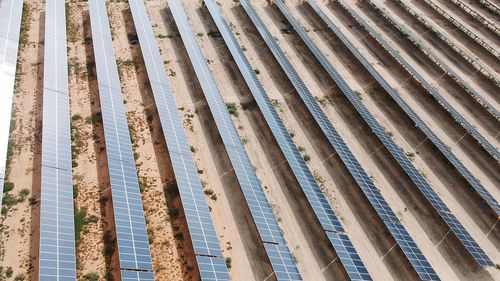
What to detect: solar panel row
<box><xmin>422</xmin><ymin>0</ymin><xmax>500</xmax><ymax>59</ymax></box>
<box><xmin>479</xmin><ymin>0</ymin><xmax>500</xmax><ymax>14</ymax></box>
<box><xmin>272</xmin><ymin>1</ymin><xmax>440</xmax><ymax>280</ymax></box>
<box><xmin>335</xmin><ymin>0</ymin><xmax>500</xmax><ymax>219</ymax></box>
<box><xmin>128</xmin><ymin>0</ymin><xmax>230</xmax><ymax>279</ymax></box>
<box><xmin>38</xmin><ymin>1</ymin><xmax>77</xmax><ymax>279</ymax></box>
<box><xmin>0</xmin><ymin>0</ymin><xmax>23</xmax><ymax>205</ymax></box>
<box><xmin>390</xmin><ymin>0</ymin><xmax>499</xmax><ymax>85</ymax></box>
<box><xmin>370</xmin><ymin>1</ymin><xmax>500</xmax><ymax>160</ymax></box>
<box><xmin>369</xmin><ymin>2</ymin><xmax>499</xmax><ymax>121</ymax></box>
<box><xmin>88</xmin><ymin>0</ymin><xmax>154</xmax><ymax>279</ymax></box>
<box><xmin>169</xmin><ymin>0</ymin><xmax>299</xmax><ymax>279</ymax></box>
<box><xmin>451</xmin><ymin>0</ymin><xmax>500</xmax><ymax>37</ymax></box>
<box><xmin>308</xmin><ymin>0</ymin><xmax>495</xmax><ymax>268</ymax></box>
<box><xmin>206</xmin><ymin>1</ymin><xmax>370</xmax><ymax>280</ymax></box>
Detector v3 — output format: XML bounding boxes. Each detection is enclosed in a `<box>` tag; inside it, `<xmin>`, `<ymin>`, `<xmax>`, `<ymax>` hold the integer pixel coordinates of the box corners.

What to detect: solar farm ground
<box><xmin>0</xmin><ymin>0</ymin><xmax>498</xmax><ymax>280</ymax></box>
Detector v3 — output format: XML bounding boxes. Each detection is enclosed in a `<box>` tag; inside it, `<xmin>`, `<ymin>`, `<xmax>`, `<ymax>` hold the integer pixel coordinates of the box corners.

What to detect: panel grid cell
<box><xmin>88</xmin><ymin>0</ymin><xmax>153</xmax><ymax>278</ymax></box>
<box><xmin>169</xmin><ymin>0</ymin><xmax>299</xmax><ymax>279</ymax></box>
<box><xmin>272</xmin><ymin>0</ymin><xmax>442</xmax><ymax>279</ymax></box>
<box><xmin>196</xmin><ymin>256</ymin><xmax>231</xmax><ymax>281</ymax></box>
<box><xmin>39</xmin><ymin>1</ymin><xmax>77</xmax><ymax>280</ymax></box>
<box><xmin>0</xmin><ymin>0</ymin><xmax>23</xmax><ymax>205</ymax></box>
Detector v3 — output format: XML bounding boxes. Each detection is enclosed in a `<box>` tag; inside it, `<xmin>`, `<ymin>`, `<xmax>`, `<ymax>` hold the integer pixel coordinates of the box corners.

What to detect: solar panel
<box><xmin>479</xmin><ymin>0</ymin><xmax>500</xmax><ymax>14</ymax></box>
<box><xmin>307</xmin><ymin>0</ymin><xmax>495</xmax><ymax>268</ymax></box>
<box><xmin>272</xmin><ymin>1</ymin><xmax>442</xmax><ymax>279</ymax></box>
<box><xmin>205</xmin><ymin>1</ymin><xmax>370</xmax><ymax>280</ymax></box>
<box><xmin>334</xmin><ymin>0</ymin><xmax>500</xmax><ymax>219</ymax></box>
<box><xmin>88</xmin><ymin>0</ymin><xmax>154</xmax><ymax>278</ymax></box>
<box><xmin>0</xmin><ymin>0</ymin><xmax>23</xmax><ymax>205</ymax></box>
<box><xmin>196</xmin><ymin>256</ymin><xmax>232</xmax><ymax>281</ymax></box>
<box><xmin>369</xmin><ymin>1</ymin><xmax>500</xmax><ymax>161</ymax></box>
<box><xmin>391</xmin><ymin>1</ymin><xmax>499</xmax><ymax>84</ymax></box>
<box><xmin>168</xmin><ymin>0</ymin><xmax>299</xmax><ymax>279</ymax></box>
<box><xmin>128</xmin><ymin>0</ymin><xmax>230</xmax><ymax>278</ymax></box>
<box><xmin>348</xmin><ymin>0</ymin><xmax>500</xmax><ymax>216</ymax></box>
<box><xmin>369</xmin><ymin>2</ymin><xmax>499</xmax><ymax>122</ymax></box>
<box><xmin>38</xmin><ymin>1</ymin><xmax>77</xmax><ymax>280</ymax></box>
<box><xmin>451</xmin><ymin>0</ymin><xmax>500</xmax><ymax>37</ymax></box>
<box><xmin>422</xmin><ymin>0</ymin><xmax>500</xmax><ymax>59</ymax></box>
<box><xmin>121</xmin><ymin>270</ymin><xmax>155</xmax><ymax>281</ymax></box>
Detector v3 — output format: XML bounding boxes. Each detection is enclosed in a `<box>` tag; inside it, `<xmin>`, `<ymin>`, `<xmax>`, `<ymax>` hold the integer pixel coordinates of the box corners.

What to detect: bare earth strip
<box><xmin>0</xmin><ymin>0</ymin><xmax>43</xmax><ymax>280</ymax></box>
<box><xmin>66</xmin><ymin>0</ymin><xmax>107</xmax><ymax>279</ymax></box>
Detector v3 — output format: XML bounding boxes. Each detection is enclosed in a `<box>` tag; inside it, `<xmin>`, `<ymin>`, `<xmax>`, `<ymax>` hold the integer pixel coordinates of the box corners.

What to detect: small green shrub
<box><xmin>74</xmin><ymin>209</ymin><xmax>87</xmax><ymax>245</ymax></box>
<box><xmin>87</xmin><ymin>215</ymin><xmax>99</xmax><ymax>223</ymax></box>
<box><xmin>5</xmin><ymin>267</ymin><xmax>13</xmax><ymax>278</ymax></box>
<box><xmin>28</xmin><ymin>196</ymin><xmax>37</xmax><ymax>205</ymax></box>
<box><xmin>82</xmin><ymin>272</ymin><xmax>99</xmax><ymax>281</ymax></box>
<box><xmin>14</xmin><ymin>273</ymin><xmax>26</xmax><ymax>281</ymax></box>
<box><xmin>3</xmin><ymin>182</ymin><xmax>14</xmax><ymax>193</ymax></box>
<box><xmin>226</xmin><ymin>103</ymin><xmax>238</xmax><ymax>116</ymax></box>
<box><xmin>71</xmin><ymin>114</ymin><xmax>81</xmax><ymax>121</ymax></box>
<box><xmin>2</xmin><ymin>194</ymin><xmax>17</xmax><ymax>206</ymax></box>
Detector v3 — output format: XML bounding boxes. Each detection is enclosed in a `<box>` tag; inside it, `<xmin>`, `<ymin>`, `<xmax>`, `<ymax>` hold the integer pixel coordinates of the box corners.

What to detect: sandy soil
<box><xmin>0</xmin><ymin>0</ymin><xmax>43</xmax><ymax>279</ymax></box>
<box><xmin>1</xmin><ymin>0</ymin><xmax>499</xmax><ymax>281</ymax></box>
<box><xmin>65</xmin><ymin>0</ymin><xmax>108</xmax><ymax>279</ymax></box>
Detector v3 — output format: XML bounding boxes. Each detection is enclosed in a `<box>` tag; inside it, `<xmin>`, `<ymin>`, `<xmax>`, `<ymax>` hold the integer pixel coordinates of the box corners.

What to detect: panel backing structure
<box><xmin>205</xmin><ymin>0</ymin><xmax>370</xmax><ymax>280</ymax></box>
<box><xmin>0</xmin><ymin>0</ymin><xmax>23</xmax><ymax>204</ymax></box>
<box><xmin>39</xmin><ymin>0</ymin><xmax>77</xmax><ymax>280</ymax></box>
<box><xmin>479</xmin><ymin>0</ymin><xmax>500</xmax><ymax>14</ymax></box>
<box><xmin>306</xmin><ymin>0</ymin><xmax>495</xmax><ymax>268</ymax></box>
<box><xmin>128</xmin><ymin>0</ymin><xmax>230</xmax><ymax>280</ymax></box>
<box><xmin>367</xmin><ymin>0</ymin><xmax>499</xmax><ymax>122</ymax></box>
<box><xmin>88</xmin><ymin>0</ymin><xmax>154</xmax><ymax>279</ymax></box>
<box><xmin>168</xmin><ymin>0</ymin><xmax>300</xmax><ymax>279</ymax></box>
<box><xmin>272</xmin><ymin>0</ymin><xmax>443</xmax><ymax>279</ymax></box>
<box><xmin>345</xmin><ymin>1</ymin><xmax>500</xmax><ymax>161</ymax></box>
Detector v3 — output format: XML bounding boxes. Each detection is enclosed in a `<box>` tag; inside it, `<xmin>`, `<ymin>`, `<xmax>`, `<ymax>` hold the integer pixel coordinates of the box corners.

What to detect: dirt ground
<box><xmin>1</xmin><ymin>0</ymin><xmax>499</xmax><ymax>280</ymax></box>
<box><xmin>66</xmin><ymin>0</ymin><xmax>107</xmax><ymax>278</ymax></box>
<box><xmin>0</xmin><ymin>0</ymin><xmax>43</xmax><ymax>279</ymax></box>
